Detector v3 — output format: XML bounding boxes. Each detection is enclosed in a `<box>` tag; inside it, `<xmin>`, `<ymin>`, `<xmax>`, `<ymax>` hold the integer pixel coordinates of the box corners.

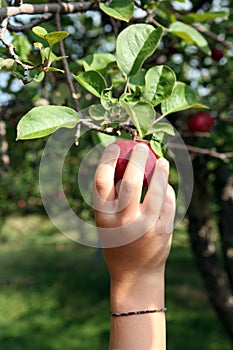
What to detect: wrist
<box><xmin>110</xmin><ymin>273</ymin><xmax>165</xmax><ymax>313</ymax></box>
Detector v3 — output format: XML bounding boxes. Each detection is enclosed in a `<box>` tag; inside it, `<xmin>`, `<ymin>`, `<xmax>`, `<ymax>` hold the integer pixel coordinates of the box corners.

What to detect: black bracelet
<box><xmin>110</xmin><ymin>307</ymin><xmax>167</xmax><ymax>317</ymax></box>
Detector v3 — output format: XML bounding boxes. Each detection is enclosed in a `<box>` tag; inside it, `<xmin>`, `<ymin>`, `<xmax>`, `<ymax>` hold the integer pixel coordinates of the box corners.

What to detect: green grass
<box><xmin>0</xmin><ymin>215</ymin><xmax>231</xmax><ymax>350</ymax></box>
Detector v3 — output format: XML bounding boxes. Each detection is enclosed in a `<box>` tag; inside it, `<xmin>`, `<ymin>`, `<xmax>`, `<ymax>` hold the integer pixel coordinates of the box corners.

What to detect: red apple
<box><xmin>9</xmin><ymin>118</ymin><xmax>17</xmax><ymax>126</ymax></box>
<box><xmin>211</xmin><ymin>48</ymin><xmax>224</xmax><ymax>62</ymax></box>
<box><xmin>114</xmin><ymin>140</ymin><xmax>158</xmax><ymax>189</ymax></box>
<box><xmin>187</xmin><ymin>112</ymin><xmax>214</xmax><ymax>132</ymax></box>
<box><xmin>17</xmin><ymin>199</ymin><xmax>26</xmax><ymax>208</ymax></box>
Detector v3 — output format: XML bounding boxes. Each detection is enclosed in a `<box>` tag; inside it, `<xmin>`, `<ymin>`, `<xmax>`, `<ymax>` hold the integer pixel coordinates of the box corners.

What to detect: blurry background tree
<box><xmin>0</xmin><ymin>0</ymin><xmax>233</xmax><ymax>347</ymax></box>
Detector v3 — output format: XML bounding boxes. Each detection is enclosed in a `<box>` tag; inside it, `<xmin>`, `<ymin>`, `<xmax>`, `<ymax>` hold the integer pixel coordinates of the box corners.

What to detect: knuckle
<box><xmin>95</xmin><ymin>175</ymin><xmax>106</xmax><ymax>191</ymax></box>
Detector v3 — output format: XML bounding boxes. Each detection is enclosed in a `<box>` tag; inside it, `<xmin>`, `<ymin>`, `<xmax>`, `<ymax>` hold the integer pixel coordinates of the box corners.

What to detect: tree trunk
<box><xmin>187</xmin><ymin>156</ymin><xmax>233</xmax><ymax>343</ymax></box>
<box><xmin>215</xmin><ymin>165</ymin><xmax>233</xmax><ymax>290</ymax></box>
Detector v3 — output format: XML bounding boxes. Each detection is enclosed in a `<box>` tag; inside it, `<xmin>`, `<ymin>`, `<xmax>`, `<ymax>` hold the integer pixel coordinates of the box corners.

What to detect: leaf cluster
<box><xmin>17</xmin><ymin>23</ymin><xmax>207</xmax><ymax>157</ymax></box>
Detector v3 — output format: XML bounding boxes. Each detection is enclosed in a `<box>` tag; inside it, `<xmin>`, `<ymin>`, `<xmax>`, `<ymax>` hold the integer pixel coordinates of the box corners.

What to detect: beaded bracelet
<box><xmin>110</xmin><ymin>307</ymin><xmax>167</xmax><ymax>317</ymax></box>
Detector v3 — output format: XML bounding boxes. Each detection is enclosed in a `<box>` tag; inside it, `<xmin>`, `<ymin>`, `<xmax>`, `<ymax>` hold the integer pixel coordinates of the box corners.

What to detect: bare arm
<box><xmin>93</xmin><ymin>142</ymin><xmax>176</xmax><ymax>350</ymax></box>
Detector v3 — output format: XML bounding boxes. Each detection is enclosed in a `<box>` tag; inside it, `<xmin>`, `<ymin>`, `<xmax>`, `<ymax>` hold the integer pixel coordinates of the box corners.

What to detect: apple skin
<box><xmin>211</xmin><ymin>48</ymin><xmax>224</xmax><ymax>62</ymax></box>
<box><xmin>187</xmin><ymin>112</ymin><xmax>214</xmax><ymax>133</ymax></box>
<box><xmin>114</xmin><ymin>140</ymin><xmax>158</xmax><ymax>189</ymax></box>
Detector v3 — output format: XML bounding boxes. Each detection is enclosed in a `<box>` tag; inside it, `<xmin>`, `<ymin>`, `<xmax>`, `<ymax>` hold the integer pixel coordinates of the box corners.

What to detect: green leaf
<box><xmin>143</xmin><ymin>65</ymin><xmax>176</xmax><ymax>106</ymax></box>
<box><xmin>116</xmin><ymin>24</ymin><xmax>163</xmax><ymax>77</ymax></box>
<box><xmin>74</xmin><ymin>71</ymin><xmax>107</xmax><ymax>98</ymax></box>
<box><xmin>29</xmin><ymin>68</ymin><xmax>45</xmax><ymax>83</ymax></box>
<box><xmin>100</xmin><ymin>90</ymin><xmax>118</xmax><ymax>111</ymax></box>
<box><xmin>81</xmin><ymin>53</ymin><xmax>116</xmax><ymax>71</ymax></box>
<box><xmin>150</xmin><ymin>139</ymin><xmax>164</xmax><ymax>158</ymax></box>
<box><xmin>12</xmin><ymin>34</ymin><xmax>31</xmax><ymax>61</ymax></box>
<box><xmin>161</xmin><ymin>82</ymin><xmax>208</xmax><ymax>117</ymax></box>
<box><xmin>89</xmin><ymin>105</ymin><xmax>106</xmax><ymax>120</ymax></box>
<box><xmin>183</xmin><ymin>11</ymin><xmax>229</xmax><ymax>24</ymax></box>
<box><xmin>12</xmin><ymin>65</ymin><xmax>25</xmax><ymax>80</ymax></box>
<box><xmin>32</xmin><ymin>27</ymin><xmax>69</xmax><ymax>46</ymax></box>
<box><xmin>99</xmin><ymin>0</ymin><xmax>134</xmax><ymax>22</ymax></box>
<box><xmin>146</xmin><ymin>122</ymin><xmax>175</xmax><ymax>136</ymax></box>
<box><xmin>34</xmin><ymin>42</ymin><xmax>45</xmax><ymax>63</ymax></box>
<box><xmin>92</xmin><ymin>131</ymin><xmax>118</xmax><ymax>147</ymax></box>
<box><xmin>44</xmin><ymin>47</ymin><xmax>68</xmax><ymax>65</ymax></box>
<box><xmin>129</xmin><ymin>69</ymin><xmax>146</xmax><ymax>91</ymax></box>
<box><xmin>32</xmin><ymin>26</ymin><xmax>48</xmax><ymax>38</ymax></box>
<box><xmin>169</xmin><ymin>21</ymin><xmax>210</xmax><ymax>55</ymax></box>
<box><xmin>44</xmin><ymin>31</ymin><xmax>69</xmax><ymax>46</ymax></box>
<box><xmin>46</xmin><ymin>67</ymin><xmax>65</xmax><ymax>73</ymax></box>
<box><xmin>121</xmin><ymin>101</ymin><xmax>155</xmax><ymax>138</ymax></box>
<box><xmin>0</xmin><ymin>58</ymin><xmax>16</xmax><ymax>71</ymax></box>
<box><xmin>16</xmin><ymin>106</ymin><xmax>79</xmax><ymax>140</ymax></box>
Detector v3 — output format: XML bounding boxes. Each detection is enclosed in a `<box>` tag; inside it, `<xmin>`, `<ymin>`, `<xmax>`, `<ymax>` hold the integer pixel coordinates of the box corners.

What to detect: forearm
<box><xmin>109</xmin><ymin>275</ymin><xmax>166</xmax><ymax>350</ymax></box>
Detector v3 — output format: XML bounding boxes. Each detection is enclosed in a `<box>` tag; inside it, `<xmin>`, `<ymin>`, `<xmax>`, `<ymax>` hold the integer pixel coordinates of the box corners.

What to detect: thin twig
<box><xmin>147</xmin><ymin>15</ymin><xmax>168</xmax><ymax>31</ymax></box>
<box><xmin>218</xmin><ymin>117</ymin><xmax>233</xmax><ymax>126</ymax></box>
<box><xmin>193</xmin><ymin>23</ymin><xmax>233</xmax><ymax>51</ymax></box>
<box><xmin>55</xmin><ymin>10</ymin><xmax>80</xmax><ymax>112</ymax></box>
<box><xmin>79</xmin><ymin>118</ymin><xmax>137</xmax><ymax>138</ymax></box>
<box><xmin>7</xmin><ymin>14</ymin><xmax>53</xmax><ymax>32</ymax></box>
<box><xmin>0</xmin><ymin>16</ymin><xmax>34</xmax><ymax>70</ymax></box>
<box><xmin>169</xmin><ymin>142</ymin><xmax>233</xmax><ymax>160</ymax></box>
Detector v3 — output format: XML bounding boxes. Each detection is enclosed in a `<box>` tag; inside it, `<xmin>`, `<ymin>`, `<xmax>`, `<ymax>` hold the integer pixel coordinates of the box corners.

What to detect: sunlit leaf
<box><xmin>116</xmin><ymin>24</ymin><xmax>163</xmax><ymax>77</ymax></box>
<box><xmin>81</xmin><ymin>53</ymin><xmax>116</xmax><ymax>71</ymax></box>
<box><xmin>161</xmin><ymin>82</ymin><xmax>208</xmax><ymax>116</ymax></box>
<box><xmin>143</xmin><ymin>65</ymin><xmax>176</xmax><ymax>106</ymax></box>
<box><xmin>121</xmin><ymin>101</ymin><xmax>155</xmax><ymax>138</ymax></box>
<box><xmin>183</xmin><ymin>11</ymin><xmax>229</xmax><ymax>24</ymax></box>
<box><xmin>146</xmin><ymin>122</ymin><xmax>175</xmax><ymax>136</ymax></box>
<box><xmin>0</xmin><ymin>58</ymin><xmax>16</xmax><ymax>71</ymax></box>
<box><xmin>74</xmin><ymin>71</ymin><xmax>107</xmax><ymax>98</ymax></box>
<box><xmin>99</xmin><ymin>0</ymin><xmax>134</xmax><ymax>22</ymax></box>
<box><xmin>16</xmin><ymin>106</ymin><xmax>79</xmax><ymax>140</ymax></box>
<box><xmin>46</xmin><ymin>67</ymin><xmax>65</xmax><ymax>73</ymax></box>
<box><xmin>169</xmin><ymin>21</ymin><xmax>210</xmax><ymax>55</ymax></box>
<box><xmin>32</xmin><ymin>26</ymin><xmax>48</xmax><ymax>38</ymax></box>
<box><xmin>150</xmin><ymin>139</ymin><xmax>164</xmax><ymax>158</ymax></box>
<box><xmin>29</xmin><ymin>68</ymin><xmax>45</xmax><ymax>82</ymax></box>
<box><xmin>44</xmin><ymin>31</ymin><xmax>69</xmax><ymax>46</ymax></box>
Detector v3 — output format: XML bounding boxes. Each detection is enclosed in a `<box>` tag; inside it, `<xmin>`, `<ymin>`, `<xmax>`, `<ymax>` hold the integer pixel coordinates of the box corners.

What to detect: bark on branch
<box><xmin>215</xmin><ymin>165</ymin><xmax>233</xmax><ymax>291</ymax></box>
<box><xmin>187</xmin><ymin>156</ymin><xmax>233</xmax><ymax>343</ymax></box>
<box><xmin>0</xmin><ymin>2</ymin><xmax>92</xmax><ymax>18</ymax></box>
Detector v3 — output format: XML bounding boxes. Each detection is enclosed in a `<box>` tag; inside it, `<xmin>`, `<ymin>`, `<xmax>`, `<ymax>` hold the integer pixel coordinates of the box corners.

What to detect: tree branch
<box><xmin>0</xmin><ymin>2</ymin><xmax>92</xmax><ymax>18</ymax></box>
<box><xmin>0</xmin><ymin>16</ymin><xmax>34</xmax><ymax>70</ymax></box>
<box><xmin>193</xmin><ymin>23</ymin><xmax>233</xmax><ymax>51</ymax></box>
<box><xmin>7</xmin><ymin>14</ymin><xmax>53</xmax><ymax>32</ymax></box>
<box><xmin>55</xmin><ymin>10</ymin><xmax>80</xmax><ymax>112</ymax></box>
<box><xmin>0</xmin><ymin>120</ymin><xmax>10</xmax><ymax>171</ymax></box>
<box><xmin>169</xmin><ymin>143</ymin><xmax>233</xmax><ymax>161</ymax></box>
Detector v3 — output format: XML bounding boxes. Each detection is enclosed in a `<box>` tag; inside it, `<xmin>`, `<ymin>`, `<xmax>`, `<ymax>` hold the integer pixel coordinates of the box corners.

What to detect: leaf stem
<box><xmin>154</xmin><ymin>114</ymin><xmax>166</xmax><ymax>124</ymax></box>
<box><xmin>124</xmin><ymin>77</ymin><xmax>131</xmax><ymax>94</ymax></box>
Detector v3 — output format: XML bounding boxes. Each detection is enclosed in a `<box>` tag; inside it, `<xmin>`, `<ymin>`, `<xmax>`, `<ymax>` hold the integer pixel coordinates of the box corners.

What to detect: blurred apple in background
<box><xmin>211</xmin><ymin>48</ymin><xmax>224</xmax><ymax>62</ymax></box>
<box><xmin>187</xmin><ymin>112</ymin><xmax>214</xmax><ymax>132</ymax></box>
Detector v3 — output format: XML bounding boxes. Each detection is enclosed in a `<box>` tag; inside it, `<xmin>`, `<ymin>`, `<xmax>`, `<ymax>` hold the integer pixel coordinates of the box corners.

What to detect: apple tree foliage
<box><xmin>0</xmin><ymin>0</ymin><xmax>233</xmax><ymax>344</ymax></box>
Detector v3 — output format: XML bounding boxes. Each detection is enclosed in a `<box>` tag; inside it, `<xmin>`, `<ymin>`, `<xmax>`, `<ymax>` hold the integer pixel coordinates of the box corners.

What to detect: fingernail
<box><xmin>135</xmin><ymin>143</ymin><xmax>149</xmax><ymax>153</ymax></box>
<box><xmin>157</xmin><ymin>157</ymin><xmax>169</xmax><ymax>170</ymax></box>
<box><xmin>107</xmin><ymin>143</ymin><xmax>119</xmax><ymax>152</ymax></box>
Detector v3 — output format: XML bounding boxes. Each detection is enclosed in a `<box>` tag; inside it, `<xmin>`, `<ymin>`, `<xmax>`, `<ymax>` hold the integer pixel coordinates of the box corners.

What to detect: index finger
<box><xmin>141</xmin><ymin>158</ymin><xmax>169</xmax><ymax>222</ymax></box>
<box><xmin>118</xmin><ymin>143</ymin><xmax>149</xmax><ymax>216</ymax></box>
<box><xmin>94</xmin><ymin>143</ymin><xmax>120</xmax><ymax>202</ymax></box>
